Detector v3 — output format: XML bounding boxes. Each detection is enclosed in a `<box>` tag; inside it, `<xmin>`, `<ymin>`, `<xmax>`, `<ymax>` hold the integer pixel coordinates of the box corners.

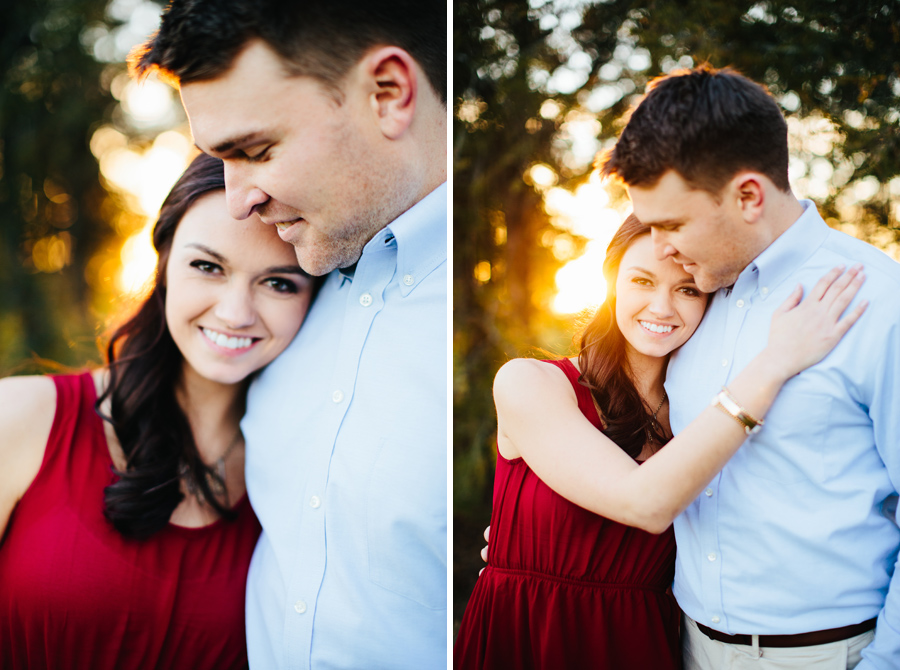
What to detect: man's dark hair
<box><xmin>601</xmin><ymin>65</ymin><xmax>790</xmax><ymax>195</ymax></box>
<box><xmin>131</xmin><ymin>0</ymin><xmax>447</xmax><ymax>105</ymax></box>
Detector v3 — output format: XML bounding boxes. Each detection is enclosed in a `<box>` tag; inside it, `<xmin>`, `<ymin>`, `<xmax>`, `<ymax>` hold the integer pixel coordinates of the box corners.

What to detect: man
<box><xmin>601</xmin><ymin>65</ymin><xmax>900</xmax><ymax>669</ymax></box>
<box><xmin>132</xmin><ymin>2</ymin><xmax>447</xmax><ymax>668</ymax></box>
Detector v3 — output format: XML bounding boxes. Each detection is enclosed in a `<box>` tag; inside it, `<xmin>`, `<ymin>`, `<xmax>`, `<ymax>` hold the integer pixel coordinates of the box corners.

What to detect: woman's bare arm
<box><xmin>495</xmin><ymin>266</ymin><xmax>867</xmax><ymax>534</ymax></box>
<box><xmin>0</xmin><ymin>376</ymin><xmax>56</xmax><ymax>539</ymax></box>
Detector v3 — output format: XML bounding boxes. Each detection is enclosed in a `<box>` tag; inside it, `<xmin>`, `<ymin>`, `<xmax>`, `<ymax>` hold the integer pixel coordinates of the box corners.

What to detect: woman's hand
<box><xmin>479</xmin><ymin>525</ymin><xmax>490</xmax><ymax>575</ymax></box>
<box><xmin>764</xmin><ymin>265</ymin><xmax>868</xmax><ymax>380</ymax></box>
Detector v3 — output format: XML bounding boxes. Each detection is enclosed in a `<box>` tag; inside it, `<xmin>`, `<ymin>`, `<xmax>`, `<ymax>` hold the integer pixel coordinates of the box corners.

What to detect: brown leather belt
<box><xmin>696</xmin><ymin>618</ymin><xmax>877</xmax><ymax>648</ymax></box>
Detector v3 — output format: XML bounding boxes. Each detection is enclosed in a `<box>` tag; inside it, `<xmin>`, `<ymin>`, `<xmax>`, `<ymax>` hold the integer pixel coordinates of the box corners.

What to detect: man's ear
<box><xmin>361</xmin><ymin>47</ymin><xmax>418</xmax><ymax>140</ymax></box>
<box><xmin>732</xmin><ymin>172</ymin><xmax>765</xmax><ymax>223</ymax></box>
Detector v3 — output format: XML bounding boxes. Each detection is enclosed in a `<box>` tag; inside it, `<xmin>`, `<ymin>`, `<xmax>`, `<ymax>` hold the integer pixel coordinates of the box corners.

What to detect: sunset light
<box><xmin>545</xmin><ymin>174</ymin><xmax>625</xmax><ymax>314</ymax></box>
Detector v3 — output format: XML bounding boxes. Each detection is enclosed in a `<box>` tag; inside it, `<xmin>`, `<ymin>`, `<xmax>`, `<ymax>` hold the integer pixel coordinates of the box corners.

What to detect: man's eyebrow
<box><xmin>646</xmin><ymin>219</ymin><xmax>682</xmax><ymax>228</ymax></box>
<box><xmin>200</xmin><ymin>131</ymin><xmax>267</xmax><ymax>155</ymax></box>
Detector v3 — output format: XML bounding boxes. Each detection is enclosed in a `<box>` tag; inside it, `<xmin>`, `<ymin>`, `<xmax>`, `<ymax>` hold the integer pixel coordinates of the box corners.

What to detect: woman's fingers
<box><xmin>819</xmin><ymin>264</ymin><xmax>862</xmax><ymax>305</ymax></box>
<box><xmin>481</xmin><ymin>525</ymin><xmax>490</xmax><ymax>564</ymax></box>
<box><xmin>775</xmin><ymin>284</ymin><xmax>804</xmax><ymax>315</ymax></box>
<box><xmin>825</xmin><ymin>270</ymin><xmax>865</xmax><ymax>321</ymax></box>
<box><xmin>834</xmin><ymin>299</ymin><xmax>869</xmax><ymax>337</ymax></box>
<box><xmin>807</xmin><ymin>265</ymin><xmax>846</xmax><ymax>301</ymax></box>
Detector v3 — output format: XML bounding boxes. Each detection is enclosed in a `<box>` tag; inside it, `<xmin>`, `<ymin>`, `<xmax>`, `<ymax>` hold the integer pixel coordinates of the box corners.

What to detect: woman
<box><xmin>453</xmin><ymin>214</ymin><xmax>866</xmax><ymax>668</ymax></box>
<box><xmin>0</xmin><ymin>153</ymin><xmax>314</xmax><ymax>668</ymax></box>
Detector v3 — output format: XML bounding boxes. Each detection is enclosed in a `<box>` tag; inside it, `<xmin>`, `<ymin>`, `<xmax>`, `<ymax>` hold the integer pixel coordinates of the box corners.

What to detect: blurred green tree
<box><xmin>0</xmin><ymin>0</ymin><xmax>119</xmax><ymax>373</ymax></box>
<box><xmin>454</xmin><ymin>0</ymin><xmax>900</xmax><ymax>628</ymax></box>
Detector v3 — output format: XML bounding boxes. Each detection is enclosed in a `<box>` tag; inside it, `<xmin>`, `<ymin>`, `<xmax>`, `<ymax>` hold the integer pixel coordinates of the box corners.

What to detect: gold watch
<box><xmin>711</xmin><ymin>387</ymin><xmax>764</xmax><ymax>436</ymax></box>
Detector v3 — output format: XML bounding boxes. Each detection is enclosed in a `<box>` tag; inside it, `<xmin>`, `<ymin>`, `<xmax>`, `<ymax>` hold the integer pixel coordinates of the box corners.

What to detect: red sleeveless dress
<box><xmin>0</xmin><ymin>372</ymin><xmax>261</xmax><ymax>670</ymax></box>
<box><xmin>454</xmin><ymin>359</ymin><xmax>680</xmax><ymax>669</ymax></box>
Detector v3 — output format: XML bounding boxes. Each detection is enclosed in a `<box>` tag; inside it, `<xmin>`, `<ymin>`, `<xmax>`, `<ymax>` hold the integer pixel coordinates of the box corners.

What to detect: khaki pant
<box><xmin>683</xmin><ymin>615</ymin><xmax>876</xmax><ymax>670</ymax></box>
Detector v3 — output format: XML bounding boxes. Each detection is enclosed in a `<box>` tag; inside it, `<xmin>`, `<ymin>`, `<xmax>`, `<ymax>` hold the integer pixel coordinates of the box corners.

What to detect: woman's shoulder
<box><xmin>493</xmin><ymin>358</ymin><xmax>577</xmax><ymax>407</ymax></box>
<box><xmin>0</xmin><ymin>375</ymin><xmax>57</xmax><ymax>434</ymax></box>
<box><xmin>0</xmin><ymin>376</ymin><xmax>58</xmax><ymax>536</ymax></box>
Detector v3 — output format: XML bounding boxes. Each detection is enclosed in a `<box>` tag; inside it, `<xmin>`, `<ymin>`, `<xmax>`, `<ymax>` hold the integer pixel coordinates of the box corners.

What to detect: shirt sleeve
<box><xmin>858</xmin><ymin>318</ymin><xmax>900</xmax><ymax>669</ymax></box>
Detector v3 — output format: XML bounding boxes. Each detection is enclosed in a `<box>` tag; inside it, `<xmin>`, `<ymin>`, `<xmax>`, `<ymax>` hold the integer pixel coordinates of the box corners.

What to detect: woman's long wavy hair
<box><xmin>577</xmin><ymin>214</ymin><xmax>670</xmax><ymax>459</ymax></box>
<box><xmin>96</xmin><ymin>153</ymin><xmax>238</xmax><ymax>539</ymax></box>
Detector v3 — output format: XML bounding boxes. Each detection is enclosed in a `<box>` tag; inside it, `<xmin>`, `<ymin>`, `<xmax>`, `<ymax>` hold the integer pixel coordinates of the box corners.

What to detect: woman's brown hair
<box><xmin>577</xmin><ymin>214</ymin><xmax>669</xmax><ymax>459</ymax></box>
<box><xmin>96</xmin><ymin>153</ymin><xmax>238</xmax><ymax>539</ymax></box>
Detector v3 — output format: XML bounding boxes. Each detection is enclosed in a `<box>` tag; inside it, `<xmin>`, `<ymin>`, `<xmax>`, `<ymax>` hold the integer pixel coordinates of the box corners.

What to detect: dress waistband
<box><xmin>487</xmin><ymin>566</ymin><xmax>669</xmax><ymax>593</ymax></box>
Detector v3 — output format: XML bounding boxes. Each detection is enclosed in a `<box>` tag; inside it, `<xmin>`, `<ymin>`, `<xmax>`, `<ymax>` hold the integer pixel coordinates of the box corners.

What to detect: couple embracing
<box><xmin>456</xmin><ymin>66</ymin><xmax>900</xmax><ymax>669</ymax></box>
<box><xmin>1</xmin><ymin>1</ymin><xmax>447</xmax><ymax>668</ymax></box>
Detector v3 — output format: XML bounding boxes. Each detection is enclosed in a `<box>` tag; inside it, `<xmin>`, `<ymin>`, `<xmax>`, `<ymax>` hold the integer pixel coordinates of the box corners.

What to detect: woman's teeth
<box><xmin>275</xmin><ymin>222</ymin><xmax>293</xmax><ymax>231</ymax></box>
<box><xmin>639</xmin><ymin>321</ymin><xmax>674</xmax><ymax>334</ymax></box>
<box><xmin>203</xmin><ymin>328</ymin><xmax>253</xmax><ymax>350</ymax></box>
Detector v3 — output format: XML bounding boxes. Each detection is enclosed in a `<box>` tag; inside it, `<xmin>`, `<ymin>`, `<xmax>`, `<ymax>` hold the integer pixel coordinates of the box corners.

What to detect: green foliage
<box><xmin>0</xmin><ymin>0</ymin><xmax>118</xmax><ymax>374</ymax></box>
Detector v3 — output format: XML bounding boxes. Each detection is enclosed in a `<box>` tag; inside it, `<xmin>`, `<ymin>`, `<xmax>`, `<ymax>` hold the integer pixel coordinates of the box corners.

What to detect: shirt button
<box><xmin>721</xmin><ymin>359</ymin><xmax>728</xmax><ymax>367</ymax></box>
<box><xmin>294</xmin><ymin>600</ymin><xmax>307</xmax><ymax>614</ymax></box>
<box><xmin>309</xmin><ymin>495</ymin><xmax>321</xmax><ymax>508</ymax></box>
<box><xmin>403</xmin><ymin>274</ymin><xmax>414</xmax><ymax>286</ymax></box>
<box><xmin>708</xmin><ymin>553</ymin><xmax>717</xmax><ymax>562</ymax></box>
<box><xmin>359</xmin><ymin>292</ymin><xmax>373</xmax><ymax>307</ymax></box>
<box><xmin>711</xmin><ymin>615</ymin><xmax>721</xmax><ymax>624</ymax></box>
<box><xmin>705</xmin><ymin>488</ymin><xmax>713</xmax><ymax>497</ymax></box>
<box><xmin>332</xmin><ymin>390</ymin><xmax>344</xmax><ymax>403</ymax></box>
<box><xmin>736</xmin><ymin>299</ymin><xmax>745</xmax><ymax>308</ymax></box>
<box><xmin>761</xmin><ymin>286</ymin><xmax>769</xmax><ymax>295</ymax></box>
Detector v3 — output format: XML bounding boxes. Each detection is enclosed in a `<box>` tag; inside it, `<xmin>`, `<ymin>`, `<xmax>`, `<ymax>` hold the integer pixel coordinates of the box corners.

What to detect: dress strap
<box><xmin>45</xmin><ymin>371</ymin><xmax>112</xmax><ymax>502</ymax></box>
<box><xmin>541</xmin><ymin>359</ymin><xmax>603</xmax><ymax>430</ymax></box>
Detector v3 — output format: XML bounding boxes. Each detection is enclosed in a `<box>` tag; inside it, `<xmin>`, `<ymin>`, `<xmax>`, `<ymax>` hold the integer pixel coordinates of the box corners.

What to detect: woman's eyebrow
<box><xmin>627</xmin><ymin>266</ymin><xmax>657</xmax><ymax>278</ymax></box>
<box><xmin>266</xmin><ymin>265</ymin><xmax>308</xmax><ymax>276</ymax></box>
<box><xmin>186</xmin><ymin>243</ymin><xmax>225</xmax><ymax>262</ymax></box>
<box><xmin>185</xmin><ymin>244</ymin><xmax>306</xmax><ymax>276</ymax></box>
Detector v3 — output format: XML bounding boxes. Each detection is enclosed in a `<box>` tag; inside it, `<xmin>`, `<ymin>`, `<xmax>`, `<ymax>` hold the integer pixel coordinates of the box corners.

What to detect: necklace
<box><xmin>180</xmin><ymin>428</ymin><xmax>243</xmax><ymax>505</ymax></box>
<box><xmin>652</xmin><ymin>391</ymin><xmax>667</xmax><ymax>421</ymax></box>
<box><xmin>646</xmin><ymin>390</ymin><xmax>668</xmax><ymax>443</ymax></box>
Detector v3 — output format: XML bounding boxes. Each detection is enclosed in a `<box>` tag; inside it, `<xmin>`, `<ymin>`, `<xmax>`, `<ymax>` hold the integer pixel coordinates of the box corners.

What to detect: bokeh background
<box><xmin>453</xmin><ymin>0</ymin><xmax>900</xmax><ymax>633</ymax></box>
<box><xmin>1</xmin><ymin>0</ymin><xmax>194</xmax><ymax>376</ymax></box>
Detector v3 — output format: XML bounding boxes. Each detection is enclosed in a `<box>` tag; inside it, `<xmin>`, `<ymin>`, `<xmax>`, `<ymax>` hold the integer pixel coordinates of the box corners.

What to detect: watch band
<box><xmin>711</xmin><ymin>387</ymin><xmax>764</xmax><ymax>435</ymax></box>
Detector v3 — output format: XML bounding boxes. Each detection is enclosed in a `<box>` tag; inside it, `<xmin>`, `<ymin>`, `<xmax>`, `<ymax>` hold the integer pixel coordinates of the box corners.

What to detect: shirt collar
<box><xmin>362</xmin><ymin>182</ymin><xmax>447</xmax><ymax>296</ymax></box>
<box><xmin>741</xmin><ymin>199</ymin><xmax>830</xmax><ymax>295</ymax></box>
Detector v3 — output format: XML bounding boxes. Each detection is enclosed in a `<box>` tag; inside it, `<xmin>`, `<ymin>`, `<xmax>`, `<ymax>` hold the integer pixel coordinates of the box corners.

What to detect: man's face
<box><xmin>181</xmin><ymin>40</ymin><xmax>412</xmax><ymax>276</ymax></box>
<box><xmin>629</xmin><ymin>170</ymin><xmax>755</xmax><ymax>293</ymax></box>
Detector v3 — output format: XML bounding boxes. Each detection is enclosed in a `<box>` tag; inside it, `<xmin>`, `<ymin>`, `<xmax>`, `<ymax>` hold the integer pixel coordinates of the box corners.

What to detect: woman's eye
<box><xmin>679</xmin><ymin>286</ymin><xmax>700</xmax><ymax>297</ymax></box>
<box><xmin>190</xmin><ymin>260</ymin><xmax>222</xmax><ymax>274</ymax></box>
<box><xmin>632</xmin><ymin>277</ymin><xmax>651</xmax><ymax>286</ymax></box>
<box><xmin>263</xmin><ymin>277</ymin><xmax>299</xmax><ymax>294</ymax></box>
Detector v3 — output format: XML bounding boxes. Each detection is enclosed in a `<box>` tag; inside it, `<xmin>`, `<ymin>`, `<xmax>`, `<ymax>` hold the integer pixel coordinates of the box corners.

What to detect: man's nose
<box><xmin>224</xmin><ymin>162</ymin><xmax>269</xmax><ymax>220</ymax></box>
<box><xmin>651</xmin><ymin>229</ymin><xmax>677</xmax><ymax>261</ymax></box>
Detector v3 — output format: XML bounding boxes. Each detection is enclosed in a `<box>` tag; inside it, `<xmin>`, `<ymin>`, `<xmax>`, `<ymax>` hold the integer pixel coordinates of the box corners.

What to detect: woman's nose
<box><xmin>213</xmin><ymin>283</ymin><xmax>256</xmax><ymax>329</ymax></box>
<box><xmin>648</xmin><ymin>291</ymin><xmax>675</xmax><ymax>318</ymax></box>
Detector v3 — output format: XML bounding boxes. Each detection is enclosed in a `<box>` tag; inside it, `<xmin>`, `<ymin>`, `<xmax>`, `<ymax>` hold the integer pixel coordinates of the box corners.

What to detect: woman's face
<box><xmin>614</xmin><ymin>234</ymin><xmax>709</xmax><ymax>362</ymax></box>
<box><xmin>165</xmin><ymin>191</ymin><xmax>313</xmax><ymax>386</ymax></box>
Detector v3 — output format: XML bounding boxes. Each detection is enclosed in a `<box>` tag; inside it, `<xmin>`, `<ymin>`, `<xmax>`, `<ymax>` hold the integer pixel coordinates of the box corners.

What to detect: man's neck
<box><xmin>763</xmin><ymin>191</ymin><xmax>806</xmax><ymax>247</ymax></box>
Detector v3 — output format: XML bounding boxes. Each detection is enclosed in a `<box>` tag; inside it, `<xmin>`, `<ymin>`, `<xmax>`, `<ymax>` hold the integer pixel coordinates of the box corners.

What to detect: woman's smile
<box><xmin>199</xmin><ymin>326</ymin><xmax>260</xmax><ymax>353</ymax></box>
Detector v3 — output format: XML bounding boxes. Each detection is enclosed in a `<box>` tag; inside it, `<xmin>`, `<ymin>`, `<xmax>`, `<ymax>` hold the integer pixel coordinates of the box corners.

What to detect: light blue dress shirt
<box><xmin>241</xmin><ymin>183</ymin><xmax>447</xmax><ymax>669</ymax></box>
<box><xmin>666</xmin><ymin>201</ymin><xmax>900</xmax><ymax>669</ymax></box>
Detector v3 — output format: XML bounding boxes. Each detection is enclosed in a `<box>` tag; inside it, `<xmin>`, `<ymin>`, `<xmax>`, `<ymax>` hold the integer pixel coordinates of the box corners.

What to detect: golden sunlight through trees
<box><xmin>544</xmin><ymin>175</ymin><xmax>626</xmax><ymax>315</ymax></box>
<box><xmin>90</xmin><ymin>73</ymin><xmax>194</xmax><ymax>298</ymax></box>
